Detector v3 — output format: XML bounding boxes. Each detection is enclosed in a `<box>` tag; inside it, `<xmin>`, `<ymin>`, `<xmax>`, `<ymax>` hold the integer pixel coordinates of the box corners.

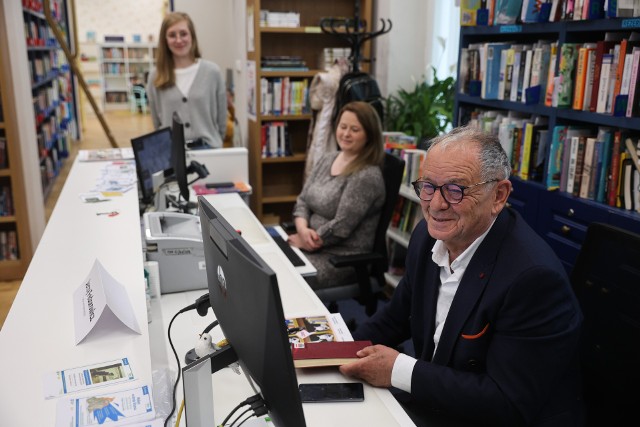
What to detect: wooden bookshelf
<box><xmin>246</xmin><ymin>0</ymin><xmax>372</xmax><ymax>223</ymax></box>
<box><xmin>0</xmin><ymin>1</ymin><xmax>49</xmax><ymax>279</ymax></box>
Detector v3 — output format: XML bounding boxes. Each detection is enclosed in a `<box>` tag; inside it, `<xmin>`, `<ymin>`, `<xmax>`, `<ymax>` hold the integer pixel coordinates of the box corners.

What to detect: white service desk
<box><xmin>149</xmin><ymin>194</ymin><xmax>415</xmax><ymax>427</ymax></box>
<box><xmin>0</xmin><ymin>157</ymin><xmax>413</xmax><ymax>426</ymax></box>
<box><xmin>0</xmin><ymin>157</ymin><xmax>152</xmax><ymax>426</ymax></box>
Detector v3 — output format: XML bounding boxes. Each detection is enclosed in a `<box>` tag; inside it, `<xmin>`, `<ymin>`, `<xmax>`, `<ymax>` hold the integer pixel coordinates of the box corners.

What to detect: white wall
<box><xmin>75</xmin><ymin>0</ymin><xmax>165</xmax><ymax>43</ymax></box>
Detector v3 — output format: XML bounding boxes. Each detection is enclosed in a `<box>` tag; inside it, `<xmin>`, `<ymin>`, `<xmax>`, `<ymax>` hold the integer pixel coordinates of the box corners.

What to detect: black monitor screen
<box><xmin>171</xmin><ymin>112</ymin><xmax>190</xmax><ymax>204</ymax></box>
<box><xmin>198</xmin><ymin>196</ymin><xmax>306</xmax><ymax>427</ymax></box>
<box><xmin>131</xmin><ymin>127</ymin><xmax>172</xmax><ymax>203</ymax></box>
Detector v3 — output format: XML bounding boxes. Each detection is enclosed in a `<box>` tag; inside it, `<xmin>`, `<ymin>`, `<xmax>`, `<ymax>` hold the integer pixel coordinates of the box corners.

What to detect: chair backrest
<box><xmin>570</xmin><ymin>222</ymin><xmax>640</xmax><ymax>426</ymax></box>
<box><xmin>371</xmin><ymin>153</ymin><xmax>405</xmax><ymax>276</ymax></box>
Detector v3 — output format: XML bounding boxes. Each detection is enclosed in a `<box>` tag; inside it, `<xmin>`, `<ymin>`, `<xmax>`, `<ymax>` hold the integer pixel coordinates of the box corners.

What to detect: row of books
<box><xmin>102</xmin><ymin>63</ymin><xmax>126</xmax><ymax>75</ymax></box>
<box><xmin>101</xmin><ymin>47</ymin><xmax>125</xmax><ymax>59</ymax></box>
<box><xmin>24</xmin><ymin>15</ymin><xmax>57</xmax><ymax>47</ymax></box>
<box><xmin>259</xmin><ymin>77</ymin><xmax>310</xmax><ymax>116</ymax></box>
<box><xmin>260</xmin><ymin>121</ymin><xmax>292</xmax><ymax>158</ymax></box>
<box><xmin>0</xmin><ymin>185</ymin><xmax>15</xmax><ymax>217</ymax></box>
<box><xmin>390</xmin><ymin>196</ymin><xmax>422</xmax><ymax>235</ymax></box>
<box><xmin>29</xmin><ymin>49</ymin><xmax>61</xmax><ymax>85</ymax></box>
<box><xmin>259</xmin><ymin>10</ymin><xmax>300</xmax><ymax>28</ymax></box>
<box><xmin>467</xmin><ymin>110</ymin><xmax>549</xmax><ymax>181</ymax></box>
<box><xmin>547</xmin><ymin>127</ymin><xmax>640</xmax><ymax>211</ymax></box>
<box><xmin>0</xmin><ymin>230</ymin><xmax>19</xmax><ymax>261</ymax></box>
<box><xmin>261</xmin><ymin>56</ymin><xmax>308</xmax><ymax>71</ymax></box>
<box><xmin>460</xmin><ymin>33</ymin><xmax>640</xmax><ymax>118</ymax></box>
<box><xmin>555</xmin><ymin>33</ymin><xmax>640</xmax><ymax>117</ymax></box>
<box><xmin>461</xmin><ymin>0</ymin><xmax>634</xmax><ymax>26</ymax></box>
<box><xmin>460</xmin><ymin>40</ymin><xmax>554</xmax><ymax>104</ymax></box>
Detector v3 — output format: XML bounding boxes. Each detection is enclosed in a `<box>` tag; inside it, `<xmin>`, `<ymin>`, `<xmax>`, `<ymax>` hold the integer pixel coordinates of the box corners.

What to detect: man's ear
<box><xmin>492</xmin><ymin>179</ymin><xmax>512</xmax><ymax>214</ymax></box>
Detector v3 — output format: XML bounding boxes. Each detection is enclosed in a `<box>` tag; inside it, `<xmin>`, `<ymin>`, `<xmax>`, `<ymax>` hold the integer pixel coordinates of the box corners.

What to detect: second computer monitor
<box><xmin>131</xmin><ymin>127</ymin><xmax>173</xmax><ymax>203</ymax></box>
<box><xmin>171</xmin><ymin>112</ymin><xmax>190</xmax><ymax>204</ymax></box>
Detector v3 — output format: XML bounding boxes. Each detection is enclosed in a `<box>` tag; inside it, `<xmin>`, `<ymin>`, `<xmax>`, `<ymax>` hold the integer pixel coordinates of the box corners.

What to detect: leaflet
<box><xmin>43</xmin><ymin>357</ymin><xmax>136</xmax><ymax>399</ymax></box>
<box><xmin>56</xmin><ymin>384</ymin><xmax>155</xmax><ymax>427</ymax></box>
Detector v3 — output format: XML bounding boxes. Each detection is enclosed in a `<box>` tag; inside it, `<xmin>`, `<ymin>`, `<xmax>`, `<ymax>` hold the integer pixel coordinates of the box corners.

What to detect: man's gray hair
<box><xmin>427</xmin><ymin>126</ymin><xmax>511</xmax><ymax>181</ymax></box>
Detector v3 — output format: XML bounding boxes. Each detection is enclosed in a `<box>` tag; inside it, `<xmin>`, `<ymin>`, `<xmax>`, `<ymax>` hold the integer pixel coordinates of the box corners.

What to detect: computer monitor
<box><xmin>171</xmin><ymin>112</ymin><xmax>190</xmax><ymax>205</ymax></box>
<box><xmin>131</xmin><ymin>127</ymin><xmax>173</xmax><ymax>203</ymax></box>
<box><xmin>198</xmin><ymin>196</ymin><xmax>306</xmax><ymax>427</ymax></box>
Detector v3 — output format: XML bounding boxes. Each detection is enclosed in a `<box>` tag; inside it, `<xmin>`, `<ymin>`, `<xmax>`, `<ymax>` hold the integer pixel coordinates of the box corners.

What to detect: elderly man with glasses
<box><xmin>340</xmin><ymin>126</ymin><xmax>584</xmax><ymax>427</ymax></box>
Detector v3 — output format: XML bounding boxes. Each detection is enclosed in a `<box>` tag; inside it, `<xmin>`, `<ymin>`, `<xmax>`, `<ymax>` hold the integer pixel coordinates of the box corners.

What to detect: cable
<box><xmin>234</xmin><ymin>413</ymin><xmax>255</xmax><ymax>427</ymax></box>
<box><xmin>220</xmin><ymin>393</ymin><xmax>262</xmax><ymax>427</ymax></box>
<box><xmin>174</xmin><ymin>399</ymin><xmax>185</xmax><ymax>427</ymax></box>
<box><xmin>163</xmin><ymin>295</ymin><xmax>211</xmax><ymax>427</ymax></box>
<box><xmin>164</xmin><ymin>310</ymin><xmax>182</xmax><ymax>427</ymax></box>
<box><xmin>228</xmin><ymin>408</ymin><xmax>252</xmax><ymax>427</ymax></box>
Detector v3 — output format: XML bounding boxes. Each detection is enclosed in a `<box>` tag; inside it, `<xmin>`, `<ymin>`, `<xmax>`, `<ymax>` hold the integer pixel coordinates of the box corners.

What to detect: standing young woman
<box><xmin>147</xmin><ymin>12</ymin><xmax>227</xmax><ymax>148</ymax></box>
<box><xmin>288</xmin><ymin>101</ymin><xmax>386</xmax><ymax>290</ymax></box>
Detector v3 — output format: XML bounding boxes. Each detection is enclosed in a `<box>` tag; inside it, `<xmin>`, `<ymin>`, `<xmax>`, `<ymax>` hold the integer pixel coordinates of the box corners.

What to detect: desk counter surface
<box><xmin>154</xmin><ymin>194</ymin><xmax>415</xmax><ymax>427</ymax></box>
<box><xmin>0</xmin><ymin>169</ymin><xmax>414</xmax><ymax>426</ymax></box>
<box><xmin>0</xmin><ymin>158</ymin><xmax>151</xmax><ymax>426</ymax></box>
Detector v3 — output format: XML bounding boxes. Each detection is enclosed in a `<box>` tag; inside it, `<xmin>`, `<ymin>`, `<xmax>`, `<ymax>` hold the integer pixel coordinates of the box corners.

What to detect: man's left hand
<box><xmin>339</xmin><ymin>344</ymin><xmax>399</xmax><ymax>388</ymax></box>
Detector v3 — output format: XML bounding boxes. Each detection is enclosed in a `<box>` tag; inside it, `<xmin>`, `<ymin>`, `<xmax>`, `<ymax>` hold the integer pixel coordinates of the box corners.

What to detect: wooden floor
<box><xmin>0</xmin><ymin>109</ymin><xmax>154</xmax><ymax>329</ymax></box>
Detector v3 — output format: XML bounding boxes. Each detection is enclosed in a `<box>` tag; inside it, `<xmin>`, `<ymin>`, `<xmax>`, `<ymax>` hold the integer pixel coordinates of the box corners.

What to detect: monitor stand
<box><xmin>182</xmin><ymin>346</ymin><xmax>239</xmax><ymax>427</ymax></box>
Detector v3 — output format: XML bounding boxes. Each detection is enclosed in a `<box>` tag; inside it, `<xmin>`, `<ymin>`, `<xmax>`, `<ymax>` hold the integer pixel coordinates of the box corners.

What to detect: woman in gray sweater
<box><xmin>147</xmin><ymin>12</ymin><xmax>226</xmax><ymax>148</ymax></box>
<box><xmin>289</xmin><ymin>101</ymin><xmax>385</xmax><ymax>290</ymax></box>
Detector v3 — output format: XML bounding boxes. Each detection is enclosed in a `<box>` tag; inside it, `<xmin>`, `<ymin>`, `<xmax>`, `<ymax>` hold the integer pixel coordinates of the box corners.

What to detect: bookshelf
<box><xmin>455</xmin><ymin>7</ymin><xmax>640</xmax><ymax>273</ymax></box>
<box><xmin>0</xmin><ymin>1</ymin><xmax>51</xmax><ymax>279</ymax></box>
<box><xmin>100</xmin><ymin>43</ymin><xmax>156</xmax><ymax>111</ymax></box>
<box><xmin>79</xmin><ymin>42</ymin><xmax>103</xmax><ymax>114</ymax></box>
<box><xmin>23</xmin><ymin>1</ymin><xmax>78</xmax><ymax>199</ymax></box>
<box><xmin>384</xmin><ymin>146</ymin><xmax>425</xmax><ymax>288</ymax></box>
<box><xmin>246</xmin><ymin>0</ymin><xmax>372</xmax><ymax>223</ymax></box>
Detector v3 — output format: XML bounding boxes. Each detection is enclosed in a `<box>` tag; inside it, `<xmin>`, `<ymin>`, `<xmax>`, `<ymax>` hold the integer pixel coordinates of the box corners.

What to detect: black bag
<box><xmin>333</xmin><ymin>71</ymin><xmax>384</xmax><ymax>124</ymax></box>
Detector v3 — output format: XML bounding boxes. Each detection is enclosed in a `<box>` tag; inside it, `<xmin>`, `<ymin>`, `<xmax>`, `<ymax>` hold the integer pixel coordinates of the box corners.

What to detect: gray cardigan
<box><xmin>293</xmin><ymin>152</ymin><xmax>385</xmax><ymax>255</ymax></box>
<box><xmin>147</xmin><ymin>59</ymin><xmax>226</xmax><ymax>148</ymax></box>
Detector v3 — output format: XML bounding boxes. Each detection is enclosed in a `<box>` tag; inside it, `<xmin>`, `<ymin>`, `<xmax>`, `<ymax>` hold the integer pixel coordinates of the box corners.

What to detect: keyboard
<box><xmin>266</xmin><ymin>227</ymin><xmax>306</xmax><ymax>267</ymax></box>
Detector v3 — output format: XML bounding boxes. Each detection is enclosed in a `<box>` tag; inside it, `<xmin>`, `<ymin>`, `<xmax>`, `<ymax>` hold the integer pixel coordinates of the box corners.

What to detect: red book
<box><xmin>291</xmin><ymin>340</ymin><xmax>372</xmax><ymax>368</ymax></box>
<box><xmin>589</xmin><ymin>36</ymin><xmax>624</xmax><ymax>112</ymax></box>
<box><xmin>607</xmin><ymin>131</ymin><xmax>622</xmax><ymax>207</ymax></box>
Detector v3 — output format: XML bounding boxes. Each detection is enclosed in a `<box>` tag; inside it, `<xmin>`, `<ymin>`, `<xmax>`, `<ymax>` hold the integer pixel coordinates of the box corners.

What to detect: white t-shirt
<box><xmin>174</xmin><ymin>60</ymin><xmax>200</xmax><ymax>97</ymax></box>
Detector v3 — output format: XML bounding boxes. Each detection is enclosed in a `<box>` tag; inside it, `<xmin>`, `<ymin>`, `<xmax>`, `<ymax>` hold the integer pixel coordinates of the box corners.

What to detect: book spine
<box><xmin>572</xmin><ymin>136</ymin><xmax>587</xmax><ymax>196</ymax></box>
<box><xmin>607</xmin><ymin>131</ymin><xmax>622</xmax><ymax>206</ymax></box>
<box><xmin>626</xmin><ymin>49</ymin><xmax>640</xmax><ymax>117</ymax></box>
<box><xmin>579</xmin><ymin>137</ymin><xmax>596</xmax><ymax>199</ymax></box>
<box><xmin>572</xmin><ymin>47</ymin><xmax>588</xmax><ymax>109</ymax></box>
<box><xmin>595</xmin><ymin>54</ymin><xmax>613</xmax><ymax>113</ymax></box>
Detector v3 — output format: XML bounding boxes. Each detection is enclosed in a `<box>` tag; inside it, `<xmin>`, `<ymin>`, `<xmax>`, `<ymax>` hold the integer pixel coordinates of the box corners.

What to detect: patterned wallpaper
<box><xmin>75</xmin><ymin>0</ymin><xmax>167</xmax><ymax>44</ymax></box>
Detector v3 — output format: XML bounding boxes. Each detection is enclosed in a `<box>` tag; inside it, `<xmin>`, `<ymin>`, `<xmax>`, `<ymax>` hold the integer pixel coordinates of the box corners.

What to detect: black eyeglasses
<box><xmin>411</xmin><ymin>179</ymin><xmax>499</xmax><ymax>204</ymax></box>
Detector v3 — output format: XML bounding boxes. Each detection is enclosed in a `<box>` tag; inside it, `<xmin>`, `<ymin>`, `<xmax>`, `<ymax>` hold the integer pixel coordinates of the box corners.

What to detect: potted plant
<box><xmin>384</xmin><ymin>67</ymin><xmax>456</xmax><ymax>146</ymax></box>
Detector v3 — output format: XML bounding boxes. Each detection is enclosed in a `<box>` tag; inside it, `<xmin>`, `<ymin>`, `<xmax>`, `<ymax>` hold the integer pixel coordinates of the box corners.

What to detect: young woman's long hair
<box><xmin>153</xmin><ymin>12</ymin><xmax>201</xmax><ymax>89</ymax></box>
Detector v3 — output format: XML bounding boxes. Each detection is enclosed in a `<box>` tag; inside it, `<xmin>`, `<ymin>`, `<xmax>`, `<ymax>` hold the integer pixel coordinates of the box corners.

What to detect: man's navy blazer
<box><xmin>354</xmin><ymin>208</ymin><xmax>584</xmax><ymax>426</ymax></box>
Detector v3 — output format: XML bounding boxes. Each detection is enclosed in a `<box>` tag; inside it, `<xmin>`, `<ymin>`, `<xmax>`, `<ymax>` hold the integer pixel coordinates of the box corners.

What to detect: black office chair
<box><xmin>314</xmin><ymin>153</ymin><xmax>405</xmax><ymax>316</ymax></box>
<box><xmin>570</xmin><ymin>222</ymin><xmax>640</xmax><ymax>426</ymax></box>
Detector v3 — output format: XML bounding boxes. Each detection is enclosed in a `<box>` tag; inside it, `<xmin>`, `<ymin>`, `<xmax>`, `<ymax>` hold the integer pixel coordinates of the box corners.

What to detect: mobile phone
<box><xmin>298</xmin><ymin>382</ymin><xmax>364</xmax><ymax>403</ymax></box>
<box><xmin>205</xmin><ymin>182</ymin><xmax>235</xmax><ymax>189</ymax></box>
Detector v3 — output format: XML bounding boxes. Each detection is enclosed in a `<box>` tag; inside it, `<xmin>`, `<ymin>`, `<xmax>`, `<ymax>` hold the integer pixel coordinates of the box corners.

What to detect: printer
<box><xmin>143</xmin><ymin>212</ymin><xmax>207</xmax><ymax>294</ymax></box>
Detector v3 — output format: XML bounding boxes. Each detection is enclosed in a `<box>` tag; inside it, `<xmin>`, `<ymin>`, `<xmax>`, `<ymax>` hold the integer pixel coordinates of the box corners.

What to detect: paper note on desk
<box><xmin>73</xmin><ymin>259</ymin><xmax>142</xmax><ymax>345</ymax></box>
<box><xmin>43</xmin><ymin>357</ymin><xmax>136</xmax><ymax>399</ymax></box>
<box><xmin>79</xmin><ymin>148</ymin><xmax>134</xmax><ymax>162</ymax></box>
<box><xmin>55</xmin><ymin>384</ymin><xmax>155</xmax><ymax>426</ymax></box>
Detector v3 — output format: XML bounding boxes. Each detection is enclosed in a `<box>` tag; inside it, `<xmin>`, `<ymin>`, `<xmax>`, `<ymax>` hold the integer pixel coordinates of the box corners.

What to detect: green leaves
<box><xmin>384</xmin><ymin>67</ymin><xmax>455</xmax><ymax>141</ymax></box>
